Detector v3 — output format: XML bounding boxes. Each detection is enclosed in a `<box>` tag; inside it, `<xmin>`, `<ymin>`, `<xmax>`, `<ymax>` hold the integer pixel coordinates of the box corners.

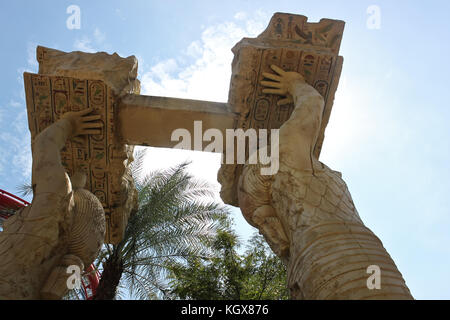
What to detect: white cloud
<box><xmin>3</xmin><ymin>42</ymin><xmax>36</xmax><ymax>180</ymax></box>
<box><xmin>319</xmin><ymin>75</ymin><xmax>378</xmax><ymax>164</ymax></box>
<box><xmin>140</xmin><ymin>11</ymin><xmax>269</xmax><ymax>102</ymax></box>
<box><xmin>185</xmin><ymin>41</ymin><xmax>203</xmax><ymax>58</ymax></box>
<box><xmin>137</xmin><ymin>11</ymin><xmax>269</xmax><ymax>180</ymax></box>
<box><xmin>94</xmin><ymin>27</ymin><xmax>106</xmax><ymax>43</ymax></box>
<box><xmin>73</xmin><ymin>36</ymin><xmax>96</xmax><ymax>53</ymax></box>
<box><xmin>0</xmin><ymin>129</ymin><xmax>32</xmax><ymax>179</ymax></box>
<box><xmin>115</xmin><ymin>8</ymin><xmax>126</xmax><ymax>21</ymax></box>
<box><xmin>73</xmin><ymin>27</ymin><xmax>107</xmax><ymax>53</ymax></box>
<box><xmin>16</xmin><ymin>42</ymin><xmax>39</xmax><ymax>83</ymax></box>
<box><xmin>9</xmin><ymin>99</ymin><xmax>21</xmax><ymax>108</ymax></box>
<box><xmin>137</xmin><ymin>12</ymin><xmax>269</xmax><ymax>241</ymax></box>
<box><xmin>11</xmin><ymin>110</ymin><xmax>29</xmax><ymax>136</ymax></box>
<box><xmin>234</xmin><ymin>12</ymin><xmax>247</xmax><ymax>21</ymax></box>
<box><xmin>26</xmin><ymin>42</ymin><xmax>39</xmax><ymax>71</ymax></box>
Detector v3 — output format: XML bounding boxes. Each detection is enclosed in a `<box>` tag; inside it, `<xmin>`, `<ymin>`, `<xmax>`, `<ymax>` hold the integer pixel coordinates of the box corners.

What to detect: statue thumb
<box><xmin>71</xmin><ymin>171</ymin><xmax>87</xmax><ymax>189</ymax></box>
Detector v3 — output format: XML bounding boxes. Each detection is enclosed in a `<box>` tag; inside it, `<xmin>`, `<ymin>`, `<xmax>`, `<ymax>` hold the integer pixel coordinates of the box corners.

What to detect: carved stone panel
<box><xmin>24</xmin><ymin>73</ymin><xmax>136</xmax><ymax>244</ymax></box>
<box><xmin>219</xmin><ymin>13</ymin><xmax>345</xmax><ymax>206</ymax></box>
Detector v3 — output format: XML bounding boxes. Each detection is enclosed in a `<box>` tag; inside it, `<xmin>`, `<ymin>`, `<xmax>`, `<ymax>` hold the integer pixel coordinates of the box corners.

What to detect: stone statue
<box><xmin>238</xmin><ymin>65</ymin><xmax>414</xmax><ymax>299</ymax></box>
<box><xmin>11</xmin><ymin>13</ymin><xmax>412</xmax><ymax>300</ymax></box>
<box><xmin>0</xmin><ymin>108</ymin><xmax>105</xmax><ymax>299</ymax></box>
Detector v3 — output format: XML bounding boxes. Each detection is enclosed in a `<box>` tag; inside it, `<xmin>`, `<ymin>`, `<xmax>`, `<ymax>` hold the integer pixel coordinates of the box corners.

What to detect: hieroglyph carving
<box><xmin>0</xmin><ymin>109</ymin><xmax>105</xmax><ymax>299</ymax></box>
<box><xmin>219</xmin><ymin>13</ymin><xmax>344</xmax><ymax>205</ymax></box>
<box><xmin>236</xmin><ymin>65</ymin><xmax>413</xmax><ymax>299</ymax></box>
<box><xmin>219</xmin><ymin>13</ymin><xmax>413</xmax><ymax>299</ymax></box>
<box><xmin>24</xmin><ymin>73</ymin><xmax>134</xmax><ymax>244</ymax></box>
<box><xmin>30</xmin><ymin>46</ymin><xmax>140</xmax><ymax>244</ymax></box>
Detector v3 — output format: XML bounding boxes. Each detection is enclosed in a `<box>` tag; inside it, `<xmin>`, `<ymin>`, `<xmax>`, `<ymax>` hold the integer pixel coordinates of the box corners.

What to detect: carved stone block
<box><xmin>24</xmin><ymin>73</ymin><xmax>136</xmax><ymax>244</ymax></box>
<box><xmin>22</xmin><ymin>46</ymin><xmax>141</xmax><ymax>244</ymax></box>
<box><xmin>218</xmin><ymin>12</ymin><xmax>345</xmax><ymax>206</ymax></box>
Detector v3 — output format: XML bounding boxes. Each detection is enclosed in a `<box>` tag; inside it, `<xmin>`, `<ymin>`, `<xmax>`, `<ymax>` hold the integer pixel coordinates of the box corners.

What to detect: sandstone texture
<box><xmin>25</xmin><ymin>46</ymin><xmax>140</xmax><ymax>244</ymax></box>
<box><xmin>218</xmin><ymin>12</ymin><xmax>344</xmax><ymax>206</ymax></box>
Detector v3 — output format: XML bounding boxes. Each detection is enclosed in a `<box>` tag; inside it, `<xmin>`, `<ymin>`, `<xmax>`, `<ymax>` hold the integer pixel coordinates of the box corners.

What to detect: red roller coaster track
<box><xmin>0</xmin><ymin>188</ymin><xmax>100</xmax><ymax>299</ymax></box>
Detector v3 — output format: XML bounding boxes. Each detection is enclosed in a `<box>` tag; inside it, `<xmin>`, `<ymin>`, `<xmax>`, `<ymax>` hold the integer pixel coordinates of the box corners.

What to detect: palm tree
<box><xmin>93</xmin><ymin>150</ymin><xmax>229</xmax><ymax>300</ymax></box>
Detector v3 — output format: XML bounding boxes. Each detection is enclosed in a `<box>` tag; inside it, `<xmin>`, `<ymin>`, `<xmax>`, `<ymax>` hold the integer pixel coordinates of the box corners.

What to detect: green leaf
<box><xmin>91</xmin><ymin>151</ymin><xmax>231</xmax><ymax>300</ymax></box>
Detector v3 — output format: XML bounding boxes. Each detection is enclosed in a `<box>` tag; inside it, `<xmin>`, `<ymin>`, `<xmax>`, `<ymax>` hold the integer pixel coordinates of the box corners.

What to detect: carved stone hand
<box><xmin>0</xmin><ymin>108</ymin><xmax>105</xmax><ymax>300</ymax></box>
<box><xmin>260</xmin><ymin>64</ymin><xmax>306</xmax><ymax>106</ymax></box>
<box><xmin>238</xmin><ymin>65</ymin><xmax>413</xmax><ymax>299</ymax></box>
<box><xmin>61</xmin><ymin>108</ymin><xmax>102</xmax><ymax>144</ymax></box>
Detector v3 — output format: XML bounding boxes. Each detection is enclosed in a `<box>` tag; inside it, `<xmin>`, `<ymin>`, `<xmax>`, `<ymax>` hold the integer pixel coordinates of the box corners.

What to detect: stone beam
<box><xmin>118</xmin><ymin>94</ymin><xmax>237</xmax><ymax>150</ymax></box>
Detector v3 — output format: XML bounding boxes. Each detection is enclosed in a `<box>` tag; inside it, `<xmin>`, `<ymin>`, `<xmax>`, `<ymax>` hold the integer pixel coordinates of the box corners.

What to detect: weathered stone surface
<box><xmin>7</xmin><ymin>12</ymin><xmax>412</xmax><ymax>300</ymax></box>
<box><xmin>118</xmin><ymin>94</ymin><xmax>236</xmax><ymax>150</ymax></box>
<box><xmin>218</xmin><ymin>12</ymin><xmax>344</xmax><ymax>206</ymax></box>
<box><xmin>0</xmin><ymin>109</ymin><xmax>105</xmax><ymax>299</ymax></box>
<box><xmin>36</xmin><ymin>46</ymin><xmax>140</xmax><ymax>97</ymax></box>
<box><xmin>24</xmin><ymin>46</ymin><xmax>141</xmax><ymax>244</ymax></box>
<box><xmin>237</xmin><ymin>66</ymin><xmax>413</xmax><ymax>299</ymax></box>
<box><xmin>228</xmin><ymin>13</ymin><xmax>413</xmax><ymax>300</ymax></box>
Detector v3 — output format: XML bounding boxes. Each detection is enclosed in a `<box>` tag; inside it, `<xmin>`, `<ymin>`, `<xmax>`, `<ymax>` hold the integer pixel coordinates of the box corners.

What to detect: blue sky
<box><xmin>0</xmin><ymin>0</ymin><xmax>449</xmax><ymax>299</ymax></box>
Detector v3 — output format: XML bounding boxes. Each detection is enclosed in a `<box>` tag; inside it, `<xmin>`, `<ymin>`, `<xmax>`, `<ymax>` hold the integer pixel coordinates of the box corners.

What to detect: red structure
<box><xmin>0</xmin><ymin>189</ymin><xmax>30</xmax><ymax>220</ymax></box>
<box><xmin>0</xmin><ymin>188</ymin><xmax>100</xmax><ymax>300</ymax></box>
<box><xmin>81</xmin><ymin>264</ymin><xmax>101</xmax><ymax>299</ymax></box>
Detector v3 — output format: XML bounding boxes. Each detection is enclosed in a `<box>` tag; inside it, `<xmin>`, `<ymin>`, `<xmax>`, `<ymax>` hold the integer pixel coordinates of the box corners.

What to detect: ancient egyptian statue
<box><xmin>0</xmin><ymin>108</ymin><xmax>105</xmax><ymax>299</ymax></box>
<box><xmin>0</xmin><ymin>12</ymin><xmax>413</xmax><ymax>300</ymax></box>
<box><xmin>214</xmin><ymin>13</ymin><xmax>413</xmax><ymax>300</ymax></box>
<box><xmin>0</xmin><ymin>46</ymin><xmax>140</xmax><ymax>299</ymax></box>
<box><xmin>236</xmin><ymin>64</ymin><xmax>413</xmax><ymax>299</ymax></box>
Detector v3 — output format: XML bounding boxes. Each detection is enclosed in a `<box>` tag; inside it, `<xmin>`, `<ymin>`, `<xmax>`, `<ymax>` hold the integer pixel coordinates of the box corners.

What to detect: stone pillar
<box><xmin>218</xmin><ymin>12</ymin><xmax>344</xmax><ymax>206</ymax></box>
<box><xmin>24</xmin><ymin>46</ymin><xmax>141</xmax><ymax>244</ymax></box>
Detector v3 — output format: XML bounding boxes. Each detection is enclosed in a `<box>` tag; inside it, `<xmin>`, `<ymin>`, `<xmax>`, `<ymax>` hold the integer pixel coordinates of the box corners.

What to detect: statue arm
<box><xmin>261</xmin><ymin>65</ymin><xmax>325</xmax><ymax>171</ymax></box>
<box><xmin>31</xmin><ymin>108</ymin><xmax>102</xmax><ymax>196</ymax></box>
<box><xmin>238</xmin><ymin>65</ymin><xmax>326</xmax><ymax>257</ymax></box>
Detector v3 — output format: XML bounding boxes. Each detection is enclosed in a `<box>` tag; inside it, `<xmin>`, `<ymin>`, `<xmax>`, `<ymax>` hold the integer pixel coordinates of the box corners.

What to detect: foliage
<box><xmin>166</xmin><ymin>230</ymin><xmax>289</xmax><ymax>300</ymax></box>
<box><xmin>93</xmin><ymin>149</ymin><xmax>229</xmax><ymax>299</ymax></box>
<box><xmin>16</xmin><ymin>182</ymin><xmax>33</xmax><ymax>198</ymax></box>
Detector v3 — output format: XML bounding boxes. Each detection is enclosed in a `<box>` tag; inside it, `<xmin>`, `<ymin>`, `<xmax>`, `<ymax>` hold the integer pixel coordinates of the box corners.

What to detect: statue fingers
<box><xmin>262</xmin><ymin>72</ymin><xmax>282</xmax><ymax>82</ymax></box>
<box><xmin>77</xmin><ymin>107</ymin><xmax>94</xmax><ymax>116</ymax></box>
<box><xmin>71</xmin><ymin>136</ymin><xmax>85</xmax><ymax>145</ymax></box>
<box><xmin>82</xmin><ymin>115</ymin><xmax>101</xmax><ymax>122</ymax></box>
<box><xmin>262</xmin><ymin>88</ymin><xmax>284</xmax><ymax>95</ymax></box>
<box><xmin>277</xmin><ymin>97</ymin><xmax>293</xmax><ymax>106</ymax></box>
<box><xmin>260</xmin><ymin>80</ymin><xmax>282</xmax><ymax>88</ymax></box>
<box><xmin>270</xmin><ymin>64</ymin><xmax>286</xmax><ymax>76</ymax></box>
<box><xmin>82</xmin><ymin>122</ymin><xmax>103</xmax><ymax>129</ymax></box>
<box><xmin>81</xmin><ymin>129</ymin><xmax>101</xmax><ymax>135</ymax></box>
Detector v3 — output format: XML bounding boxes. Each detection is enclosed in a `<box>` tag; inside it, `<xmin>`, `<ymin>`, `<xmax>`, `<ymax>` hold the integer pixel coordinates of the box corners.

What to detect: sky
<box><xmin>0</xmin><ymin>0</ymin><xmax>449</xmax><ymax>299</ymax></box>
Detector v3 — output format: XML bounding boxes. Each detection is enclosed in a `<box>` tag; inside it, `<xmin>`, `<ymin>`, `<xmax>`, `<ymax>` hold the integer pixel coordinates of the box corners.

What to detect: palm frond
<box><xmin>96</xmin><ymin>157</ymin><xmax>230</xmax><ymax>300</ymax></box>
<box><xmin>129</xmin><ymin>147</ymin><xmax>148</xmax><ymax>186</ymax></box>
<box><xmin>16</xmin><ymin>182</ymin><xmax>33</xmax><ymax>198</ymax></box>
